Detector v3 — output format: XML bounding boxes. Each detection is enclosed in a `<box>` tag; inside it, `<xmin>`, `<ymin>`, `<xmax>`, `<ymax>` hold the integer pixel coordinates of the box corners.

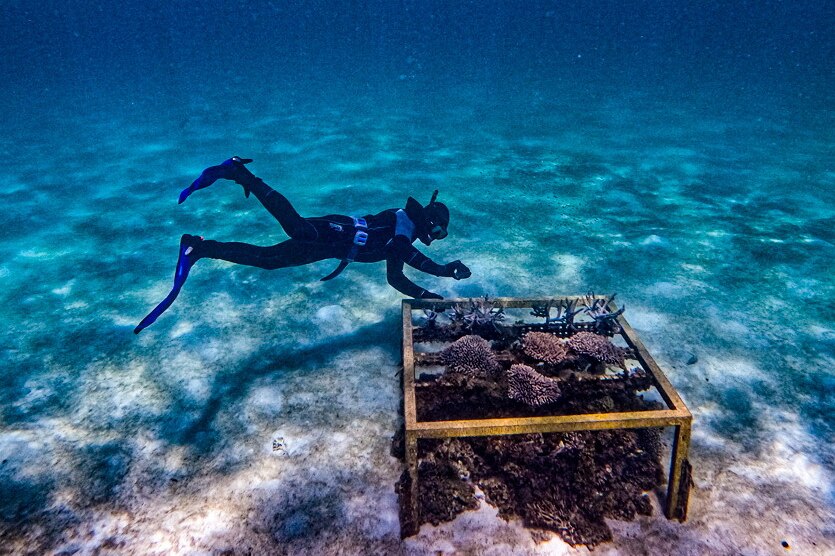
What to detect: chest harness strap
<box><xmin>320</xmin><ymin>217</ymin><xmax>368</xmax><ymax>281</ymax></box>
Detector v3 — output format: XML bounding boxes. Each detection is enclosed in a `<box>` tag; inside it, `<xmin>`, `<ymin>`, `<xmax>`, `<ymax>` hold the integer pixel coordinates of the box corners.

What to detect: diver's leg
<box><xmin>134</xmin><ymin>237</ymin><xmax>334</xmax><ymax>333</ymax></box>
<box><xmin>236</xmin><ymin>177</ymin><xmax>318</xmax><ymax>241</ymax></box>
<box><xmin>180</xmin><ymin>157</ymin><xmax>317</xmax><ymax>241</ymax></box>
<box><xmin>194</xmin><ymin>238</ymin><xmax>333</xmax><ymax>269</ymax></box>
<box><xmin>134</xmin><ymin>234</ymin><xmax>203</xmax><ymax>334</ymax></box>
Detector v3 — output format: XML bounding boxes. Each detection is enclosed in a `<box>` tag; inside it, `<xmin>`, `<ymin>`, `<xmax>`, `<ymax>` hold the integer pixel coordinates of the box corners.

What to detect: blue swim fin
<box><xmin>178</xmin><ymin>157</ymin><xmax>254</xmax><ymax>204</ymax></box>
<box><xmin>134</xmin><ymin>235</ymin><xmax>201</xmax><ymax>334</ymax></box>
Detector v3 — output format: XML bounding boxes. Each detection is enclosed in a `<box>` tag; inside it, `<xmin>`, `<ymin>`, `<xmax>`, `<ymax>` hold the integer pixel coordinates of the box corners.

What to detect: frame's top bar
<box><xmin>405</xmin><ymin>296</ymin><xmax>597</xmax><ymax>310</ymax></box>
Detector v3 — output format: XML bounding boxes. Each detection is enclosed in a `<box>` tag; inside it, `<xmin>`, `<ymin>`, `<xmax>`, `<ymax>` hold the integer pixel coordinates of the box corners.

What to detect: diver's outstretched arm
<box><xmin>388</xmin><ymin>236</ymin><xmax>472</xmax><ymax>279</ymax></box>
<box><xmin>385</xmin><ymin>256</ymin><xmax>443</xmax><ymax>300</ymax></box>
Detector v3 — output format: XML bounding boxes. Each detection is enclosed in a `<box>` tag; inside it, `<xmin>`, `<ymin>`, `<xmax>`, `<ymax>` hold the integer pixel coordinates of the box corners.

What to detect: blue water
<box><xmin>1</xmin><ymin>2</ymin><xmax>833</xmax><ymax>554</ymax></box>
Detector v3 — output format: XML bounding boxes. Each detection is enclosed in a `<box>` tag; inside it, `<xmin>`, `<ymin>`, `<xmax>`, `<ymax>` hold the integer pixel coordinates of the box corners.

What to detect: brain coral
<box><xmin>441</xmin><ymin>335</ymin><xmax>499</xmax><ymax>378</ymax></box>
<box><xmin>565</xmin><ymin>331</ymin><xmax>626</xmax><ymax>369</ymax></box>
<box><xmin>506</xmin><ymin>364</ymin><xmax>562</xmax><ymax>406</ymax></box>
<box><xmin>521</xmin><ymin>332</ymin><xmax>569</xmax><ymax>365</ymax></box>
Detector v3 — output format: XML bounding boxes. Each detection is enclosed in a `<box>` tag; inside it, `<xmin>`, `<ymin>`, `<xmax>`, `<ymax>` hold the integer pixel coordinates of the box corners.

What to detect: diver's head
<box><xmin>423</xmin><ymin>199</ymin><xmax>449</xmax><ymax>243</ymax></box>
<box><xmin>410</xmin><ymin>190</ymin><xmax>448</xmax><ymax>245</ymax></box>
<box><xmin>405</xmin><ymin>190</ymin><xmax>450</xmax><ymax>245</ymax></box>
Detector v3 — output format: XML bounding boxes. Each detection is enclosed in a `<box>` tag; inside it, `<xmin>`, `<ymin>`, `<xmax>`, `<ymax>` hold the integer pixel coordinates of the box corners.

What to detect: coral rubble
<box><xmin>415</xmin><ymin>451</ymin><xmax>479</xmax><ymax>525</ymax></box>
<box><xmin>405</xmin><ymin>428</ymin><xmax>663</xmax><ymax>548</ymax></box>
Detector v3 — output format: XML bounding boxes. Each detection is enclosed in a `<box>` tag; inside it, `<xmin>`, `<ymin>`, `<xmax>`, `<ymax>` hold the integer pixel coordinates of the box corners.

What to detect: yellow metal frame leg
<box><xmin>666</xmin><ymin>422</ymin><xmax>692</xmax><ymax>520</ymax></box>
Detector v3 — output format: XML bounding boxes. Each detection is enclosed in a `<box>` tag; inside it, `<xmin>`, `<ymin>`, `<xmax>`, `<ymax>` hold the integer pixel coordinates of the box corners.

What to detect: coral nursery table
<box><xmin>398</xmin><ymin>296</ymin><xmax>693</xmax><ymax>538</ymax></box>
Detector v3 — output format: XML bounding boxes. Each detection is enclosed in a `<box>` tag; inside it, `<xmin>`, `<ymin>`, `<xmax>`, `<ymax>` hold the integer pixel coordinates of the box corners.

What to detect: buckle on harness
<box><xmin>350</xmin><ymin>216</ymin><xmax>368</xmax><ymax>251</ymax></box>
<box><xmin>320</xmin><ymin>216</ymin><xmax>369</xmax><ymax>282</ymax></box>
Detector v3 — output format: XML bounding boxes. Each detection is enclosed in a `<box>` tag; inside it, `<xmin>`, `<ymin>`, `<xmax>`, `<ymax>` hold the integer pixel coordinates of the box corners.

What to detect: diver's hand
<box><xmin>420</xmin><ymin>290</ymin><xmax>444</xmax><ymax>300</ymax></box>
<box><xmin>443</xmin><ymin>260</ymin><xmax>471</xmax><ymax>280</ymax></box>
<box><xmin>178</xmin><ymin>156</ymin><xmax>254</xmax><ymax>204</ymax></box>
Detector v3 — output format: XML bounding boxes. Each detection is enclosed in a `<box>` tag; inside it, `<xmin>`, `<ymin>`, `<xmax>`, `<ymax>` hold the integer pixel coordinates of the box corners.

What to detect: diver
<box><xmin>134</xmin><ymin>157</ymin><xmax>472</xmax><ymax>334</ymax></box>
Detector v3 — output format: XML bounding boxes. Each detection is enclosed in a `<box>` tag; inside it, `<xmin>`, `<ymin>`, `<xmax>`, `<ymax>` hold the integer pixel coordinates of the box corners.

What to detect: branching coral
<box><xmin>440</xmin><ymin>335</ymin><xmax>499</xmax><ymax>378</ymax></box>
<box><xmin>531</xmin><ymin>298</ymin><xmax>583</xmax><ymax>325</ymax></box>
<box><xmin>521</xmin><ymin>332</ymin><xmax>569</xmax><ymax>366</ymax></box>
<box><xmin>421</xmin><ymin>308</ymin><xmax>442</xmax><ymax>327</ymax></box>
<box><xmin>581</xmin><ymin>292</ymin><xmax>625</xmax><ymax>334</ymax></box>
<box><xmin>450</xmin><ymin>295</ymin><xmax>506</xmax><ymax>331</ymax></box>
<box><xmin>507</xmin><ymin>364</ymin><xmax>562</xmax><ymax>406</ymax></box>
<box><xmin>566</xmin><ymin>331</ymin><xmax>627</xmax><ymax>369</ymax></box>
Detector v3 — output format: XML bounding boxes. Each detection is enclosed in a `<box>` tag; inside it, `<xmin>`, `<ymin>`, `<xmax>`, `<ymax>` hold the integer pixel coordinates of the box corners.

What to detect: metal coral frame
<box><xmin>400</xmin><ymin>296</ymin><xmax>693</xmax><ymax>538</ymax></box>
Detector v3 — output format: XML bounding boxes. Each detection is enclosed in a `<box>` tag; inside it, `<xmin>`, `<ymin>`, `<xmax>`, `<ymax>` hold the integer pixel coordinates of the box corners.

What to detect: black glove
<box><xmin>420</xmin><ymin>290</ymin><xmax>444</xmax><ymax>300</ymax></box>
<box><xmin>443</xmin><ymin>260</ymin><xmax>471</xmax><ymax>280</ymax></box>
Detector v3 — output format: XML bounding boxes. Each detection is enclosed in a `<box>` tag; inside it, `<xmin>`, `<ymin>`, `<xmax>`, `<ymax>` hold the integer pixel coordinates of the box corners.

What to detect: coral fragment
<box><xmin>522</xmin><ymin>331</ymin><xmax>569</xmax><ymax>366</ymax></box>
<box><xmin>440</xmin><ymin>334</ymin><xmax>500</xmax><ymax>378</ymax></box>
<box><xmin>507</xmin><ymin>364</ymin><xmax>562</xmax><ymax>406</ymax></box>
<box><xmin>566</xmin><ymin>331</ymin><xmax>627</xmax><ymax>369</ymax></box>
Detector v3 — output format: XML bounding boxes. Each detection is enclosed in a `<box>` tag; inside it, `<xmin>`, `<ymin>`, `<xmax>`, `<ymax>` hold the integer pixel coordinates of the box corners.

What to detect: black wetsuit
<box><xmin>191</xmin><ymin>175</ymin><xmax>452</xmax><ymax>299</ymax></box>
